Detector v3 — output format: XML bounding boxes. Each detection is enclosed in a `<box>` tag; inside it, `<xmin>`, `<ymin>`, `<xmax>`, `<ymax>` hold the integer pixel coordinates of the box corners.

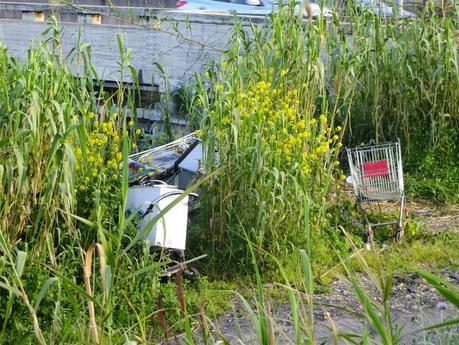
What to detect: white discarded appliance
<box><xmin>126</xmin><ymin>184</ymin><xmax>189</xmax><ymax>250</ymax></box>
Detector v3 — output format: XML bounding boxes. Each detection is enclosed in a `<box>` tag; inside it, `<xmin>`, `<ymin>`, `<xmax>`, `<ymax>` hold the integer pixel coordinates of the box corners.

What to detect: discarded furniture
<box><xmin>128</xmin><ymin>132</ymin><xmax>202</xmax><ymax>189</ymax></box>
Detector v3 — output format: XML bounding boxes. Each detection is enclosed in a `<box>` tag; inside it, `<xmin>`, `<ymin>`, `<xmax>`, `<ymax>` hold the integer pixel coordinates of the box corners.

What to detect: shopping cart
<box><xmin>346</xmin><ymin>140</ymin><xmax>405</xmax><ymax>243</ymax></box>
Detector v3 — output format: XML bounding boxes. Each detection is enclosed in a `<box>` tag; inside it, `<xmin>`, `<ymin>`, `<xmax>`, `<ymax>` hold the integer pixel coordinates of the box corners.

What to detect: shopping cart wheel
<box><xmin>184</xmin><ymin>266</ymin><xmax>200</xmax><ymax>280</ymax></box>
<box><xmin>396</xmin><ymin>227</ymin><xmax>404</xmax><ymax>242</ymax></box>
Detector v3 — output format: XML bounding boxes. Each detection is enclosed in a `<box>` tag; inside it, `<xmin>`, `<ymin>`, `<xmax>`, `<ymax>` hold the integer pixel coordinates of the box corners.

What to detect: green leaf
<box><xmin>184</xmin><ymin>315</ymin><xmax>194</xmax><ymax>345</ymax></box>
<box><xmin>15</xmin><ymin>251</ymin><xmax>27</xmax><ymax>278</ymax></box>
<box><xmin>104</xmin><ymin>265</ymin><xmax>112</xmax><ymax>296</ymax></box>
<box><xmin>234</xmin><ymin>292</ymin><xmax>264</xmax><ymax>343</ymax></box>
<box><xmin>34</xmin><ymin>277</ymin><xmax>59</xmax><ymax>311</ymax></box>
<box><xmin>114</xmin><ymin>262</ymin><xmax>167</xmax><ymax>287</ymax></box>
<box><xmin>342</xmin><ymin>258</ymin><xmax>390</xmax><ymax>345</ymax></box>
<box><xmin>59</xmin><ymin>210</ymin><xmax>97</xmax><ymax>228</ymax></box>
<box><xmin>418</xmin><ymin>317</ymin><xmax>459</xmax><ymax>332</ymax></box>
<box><xmin>407</xmin><ymin>265</ymin><xmax>459</xmax><ymax>308</ymax></box>
<box><xmin>300</xmin><ymin>250</ymin><xmax>313</xmax><ymax>296</ymax></box>
<box><xmin>0</xmin><ymin>281</ymin><xmax>21</xmax><ymax>297</ymax></box>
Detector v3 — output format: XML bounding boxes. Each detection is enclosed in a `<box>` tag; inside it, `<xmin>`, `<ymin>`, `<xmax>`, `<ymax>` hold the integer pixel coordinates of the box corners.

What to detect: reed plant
<box><xmin>0</xmin><ymin>41</ymin><xmax>82</xmax><ymax>246</ymax></box>
<box><xmin>190</xmin><ymin>5</ymin><xmax>351</xmax><ymax>273</ymax></box>
<box><xmin>341</xmin><ymin>10</ymin><xmax>459</xmax><ymax>202</ymax></box>
<box><xmin>0</xmin><ymin>20</ymin><xmax>213</xmax><ymax>343</ymax></box>
<box><xmin>186</xmin><ymin>3</ymin><xmax>459</xmax><ymax>274</ymax></box>
<box><xmin>0</xmin><ymin>28</ymin><xmax>138</xmax><ymax>249</ymax></box>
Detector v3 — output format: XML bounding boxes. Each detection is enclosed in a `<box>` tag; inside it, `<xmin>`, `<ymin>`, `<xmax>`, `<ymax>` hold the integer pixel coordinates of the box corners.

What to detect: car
<box><xmin>174</xmin><ymin>0</ymin><xmax>334</xmax><ymax>18</ymax></box>
<box><xmin>356</xmin><ymin>0</ymin><xmax>416</xmax><ymax>17</ymax></box>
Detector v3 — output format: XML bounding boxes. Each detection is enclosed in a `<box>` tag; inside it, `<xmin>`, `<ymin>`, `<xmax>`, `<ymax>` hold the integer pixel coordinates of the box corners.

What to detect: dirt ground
<box><xmin>186</xmin><ymin>202</ymin><xmax>459</xmax><ymax>344</ymax></box>
<box><xmin>408</xmin><ymin>201</ymin><xmax>459</xmax><ymax>233</ymax></box>
<box><xmin>209</xmin><ymin>267</ymin><xmax>459</xmax><ymax>344</ymax></box>
<box><xmin>162</xmin><ymin>200</ymin><xmax>458</xmax><ymax>344</ymax></box>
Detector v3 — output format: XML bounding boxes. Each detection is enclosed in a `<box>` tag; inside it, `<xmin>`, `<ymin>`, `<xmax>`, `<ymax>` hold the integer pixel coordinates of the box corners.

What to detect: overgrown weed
<box><xmin>0</xmin><ymin>3</ymin><xmax>458</xmax><ymax>343</ymax></box>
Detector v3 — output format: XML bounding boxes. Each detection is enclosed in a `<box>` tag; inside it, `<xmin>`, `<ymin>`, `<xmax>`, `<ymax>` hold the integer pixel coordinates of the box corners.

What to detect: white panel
<box><xmin>126</xmin><ymin>185</ymin><xmax>189</xmax><ymax>250</ymax></box>
<box><xmin>178</xmin><ymin>143</ymin><xmax>202</xmax><ymax>173</ymax></box>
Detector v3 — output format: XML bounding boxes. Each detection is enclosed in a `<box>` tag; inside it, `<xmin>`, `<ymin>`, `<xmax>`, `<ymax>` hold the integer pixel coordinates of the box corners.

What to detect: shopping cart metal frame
<box><xmin>346</xmin><ymin>139</ymin><xmax>405</xmax><ymax>243</ymax></box>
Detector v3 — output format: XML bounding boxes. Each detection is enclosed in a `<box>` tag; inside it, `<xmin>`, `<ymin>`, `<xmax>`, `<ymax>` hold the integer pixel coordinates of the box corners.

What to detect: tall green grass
<box><xmin>186</xmin><ymin>4</ymin><xmax>459</xmax><ymax>274</ymax></box>
<box><xmin>0</xmin><ymin>41</ymin><xmax>81</xmax><ymax>245</ymax></box>
<box><xmin>0</xmin><ymin>21</ymin><xmax>211</xmax><ymax>343</ymax></box>
<box><xmin>342</xmin><ymin>11</ymin><xmax>459</xmax><ymax>202</ymax></box>
<box><xmin>0</xmin><ymin>7</ymin><xmax>458</xmax><ymax>344</ymax></box>
<box><xmin>189</xmin><ymin>5</ymin><xmax>351</xmax><ymax>273</ymax></box>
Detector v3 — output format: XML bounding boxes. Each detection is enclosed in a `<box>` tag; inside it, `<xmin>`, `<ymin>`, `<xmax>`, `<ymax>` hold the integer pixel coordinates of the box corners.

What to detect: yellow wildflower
<box><xmin>302</xmin><ymin>165</ymin><xmax>311</xmax><ymax>174</ymax></box>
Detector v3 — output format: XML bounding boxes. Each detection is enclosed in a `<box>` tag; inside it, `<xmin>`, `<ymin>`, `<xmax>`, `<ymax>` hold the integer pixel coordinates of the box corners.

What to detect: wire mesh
<box><xmin>346</xmin><ymin>141</ymin><xmax>404</xmax><ymax>202</ymax></box>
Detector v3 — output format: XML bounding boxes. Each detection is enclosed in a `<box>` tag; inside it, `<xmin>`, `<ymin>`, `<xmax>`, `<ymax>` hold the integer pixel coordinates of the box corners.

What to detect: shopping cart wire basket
<box><xmin>346</xmin><ymin>139</ymin><xmax>405</xmax><ymax>242</ymax></box>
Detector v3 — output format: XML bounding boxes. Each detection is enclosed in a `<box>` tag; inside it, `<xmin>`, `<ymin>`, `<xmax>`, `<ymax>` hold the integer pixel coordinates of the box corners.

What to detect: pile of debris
<box><xmin>125</xmin><ymin>132</ymin><xmax>206</xmax><ymax>277</ymax></box>
<box><xmin>128</xmin><ymin>132</ymin><xmax>203</xmax><ymax>189</ymax></box>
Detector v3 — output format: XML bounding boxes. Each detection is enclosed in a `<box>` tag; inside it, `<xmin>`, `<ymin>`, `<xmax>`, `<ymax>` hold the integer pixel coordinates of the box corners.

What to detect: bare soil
<box><xmin>210</xmin><ymin>203</ymin><xmax>459</xmax><ymax>344</ymax></box>
<box><xmin>409</xmin><ymin>201</ymin><xmax>459</xmax><ymax>233</ymax></box>
<box><xmin>167</xmin><ymin>202</ymin><xmax>459</xmax><ymax>344</ymax></box>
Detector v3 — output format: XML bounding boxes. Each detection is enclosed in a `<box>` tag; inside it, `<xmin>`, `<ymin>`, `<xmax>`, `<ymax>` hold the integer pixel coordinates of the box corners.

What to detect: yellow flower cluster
<box><xmin>220</xmin><ymin>79</ymin><xmax>343</xmax><ymax>177</ymax></box>
<box><xmin>75</xmin><ymin>112</ymin><xmax>123</xmax><ymax>195</ymax></box>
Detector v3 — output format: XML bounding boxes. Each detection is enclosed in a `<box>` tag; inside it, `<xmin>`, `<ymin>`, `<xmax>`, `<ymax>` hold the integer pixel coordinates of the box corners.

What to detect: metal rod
<box><xmin>161</xmin><ymin>254</ymin><xmax>208</xmax><ymax>277</ymax></box>
<box><xmin>399</xmin><ymin>195</ymin><xmax>405</xmax><ymax>228</ymax></box>
<box><xmin>369</xmin><ymin>221</ymin><xmax>400</xmax><ymax>227</ymax></box>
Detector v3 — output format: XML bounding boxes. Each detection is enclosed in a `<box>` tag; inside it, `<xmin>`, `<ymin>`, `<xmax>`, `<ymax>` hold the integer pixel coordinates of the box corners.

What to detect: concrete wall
<box><xmin>0</xmin><ymin>0</ymin><xmax>177</xmax><ymax>8</ymax></box>
<box><xmin>0</xmin><ymin>8</ymin><xmax>262</xmax><ymax>90</ymax></box>
<box><xmin>0</xmin><ymin>14</ymin><xmax>199</xmax><ymax>88</ymax></box>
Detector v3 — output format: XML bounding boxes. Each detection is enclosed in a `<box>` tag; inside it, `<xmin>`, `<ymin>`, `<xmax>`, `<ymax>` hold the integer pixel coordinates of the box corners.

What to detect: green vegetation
<box><xmin>0</xmin><ymin>26</ymin><xmax>230</xmax><ymax>343</ymax></box>
<box><xmin>344</xmin><ymin>11</ymin><xmax>459</xmax><ymax>203</ymax></box>
<box><xmin>187</xmin><ymin>3</ymin><xmax>459</xmax><ymax>273</ymax></box>
<box><xmin>0</xmin><ymin>4</ymin><xmax>458</xmax><ymax>344</ymax></box>
<box><xmin>189</xmin><ymin>5</ymin><xmax>347</xmax><ymax>273</ymax></box>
